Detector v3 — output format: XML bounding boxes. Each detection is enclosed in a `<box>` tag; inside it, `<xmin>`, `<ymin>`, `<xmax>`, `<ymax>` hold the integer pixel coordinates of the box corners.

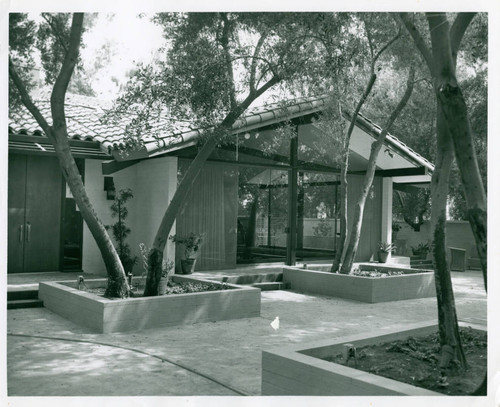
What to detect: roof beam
<box><xmin>350</xmin><ymin>166</ymin><xmax>428</xmax><ymax>177</ymax></box>
<box><xmin>393</xmin><ymin>183</ymin><xmax>429</xmax><ymax>193</ymax></box>
<box><xmin>378</xmin><ymin>166</ymin><xmax>428</xmax><ymax>177</ymax></box>
<box><xmin>102</xmin><ymin>159</ymin><xmax>141</xmax><ymax>175</ymax></box>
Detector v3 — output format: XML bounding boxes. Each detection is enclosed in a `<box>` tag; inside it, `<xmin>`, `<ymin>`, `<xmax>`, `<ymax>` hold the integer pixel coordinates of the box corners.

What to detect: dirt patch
<box><xmin>322</xmin><ymin>327</ymin><xmax>486</xmax><ymax>395</ymax></box>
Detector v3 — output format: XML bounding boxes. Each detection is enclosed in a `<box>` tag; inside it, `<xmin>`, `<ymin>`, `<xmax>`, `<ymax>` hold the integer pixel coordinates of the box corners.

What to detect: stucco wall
<box><xmin>82</xmin><ymin>156</ymin><xmax>177</xmax><ymax>276</ymax></box>
<box><xmin>346</xmin><ymin>174</ymin><xmax>383</xmax><ymax>261</ymax></box>
<box><xmin>394</xmin><ymin>220</ymin><xmax>478</xmax><ymax>258</ymax></box>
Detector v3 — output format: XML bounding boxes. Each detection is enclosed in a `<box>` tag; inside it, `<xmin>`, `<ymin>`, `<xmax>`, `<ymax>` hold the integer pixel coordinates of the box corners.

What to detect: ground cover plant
<box><xmin>84</xmin><ymin>281</ymin><xmax>229</xmax><ymax>299</ymax></box>
<box><xmin>322</xmin><ymin>327</ymin><xmax>486</xmax><ymax>395</ymax></box>
<box><xmin>351</xmin><ymin>268</ymin><xmax>405</xmax><ymax>278</ymax></box>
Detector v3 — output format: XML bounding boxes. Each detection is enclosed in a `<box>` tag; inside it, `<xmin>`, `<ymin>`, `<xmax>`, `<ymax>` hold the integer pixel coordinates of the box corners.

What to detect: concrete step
<box><xmin>251</xmin><ymin>282</ymin><xmax>290</xmax><ymax>291</ymax></box>
<box><xmin>7</xmin><ymin>289</ymin><xmax>39</xmax><ymax>301</ymax></box>
<box><xmin>8</xmin><ymin>299</ymin><xmax>44</xmax><ymax>310</ymax></box>
<box><xmin>218</xmin><ymin>273</ymin><xmax>283</xmax><ymax>285</ymax></box>
<box><xmin>389</xmin><ymin>256</ymin><xmax>411</xmax><ymax>266</ymax></box>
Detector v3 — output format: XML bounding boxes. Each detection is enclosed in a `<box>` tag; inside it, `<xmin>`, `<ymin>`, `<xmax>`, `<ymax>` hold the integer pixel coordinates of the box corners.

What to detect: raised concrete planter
<box><xmin>262</xmin><ymin>321</ymin><xmax>484</xmax><ymax>396</ymax></box>
<box><xmin>39</xmin><ymin>275</ymin><xmax>261</xmax><ymax>333</ymax></box>
<box><xmin>283</xmin><ymin>264</ymin><xmax>435</xmax><ymax>303</ymax></box>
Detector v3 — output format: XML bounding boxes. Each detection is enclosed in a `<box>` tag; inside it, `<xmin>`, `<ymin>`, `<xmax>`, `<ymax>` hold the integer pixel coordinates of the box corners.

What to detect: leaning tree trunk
<box><xmin>340</xmin><ymin>68</ymin><xmax>415</xmax><ymax>274</ymax></box>
<box><xmin>143</xmin><ymin>77</ymin><xmax>280</xmax><ymax>296</ymax></box>
<box><xmin>143</xmin><ymin>134</ymin><xmax>220</xmax><ymax>296</ymax></box>
<box><xmin>52</xmin><ymin>130</ymin><xmax>130</xmax><ymax>298</ymax></box>
<box><xmin>9</xmin><ymin>13</ymin><xmax>129</xmax><ymax>298</ymax></box>
<box><xmin>330</xmin><ymin>74</ymin><xmax>377</xmax><ymax>273</ymax></box>
<box><xmin>430</xmin><ymin>106</ymin><xmax>467</xmax><ymax>368</ymax></box>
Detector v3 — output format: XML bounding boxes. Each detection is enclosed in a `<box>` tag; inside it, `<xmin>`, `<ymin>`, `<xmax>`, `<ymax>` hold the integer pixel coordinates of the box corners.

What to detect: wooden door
<box><xmin>8</xmin><ymin>155</ymin><xmax>27</xmax><ymax>273</ymax></box>
<box><xmin>8</xmin><ymin>154</ymin><xmax>63</xmax><ymax>273</ymax></box>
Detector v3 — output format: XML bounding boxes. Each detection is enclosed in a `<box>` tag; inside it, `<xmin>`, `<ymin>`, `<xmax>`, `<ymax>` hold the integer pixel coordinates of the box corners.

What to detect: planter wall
<box><xmin>262</xmin><ymin>321</ymin><xmax>484</xmax><ymax>396</ymax></box>
<box><xmin>283</xmin><ymin>264</ymin><xmax>435</xmax><ymax>303</ymax></box>
<box><xmin>39</xmin><ymin>275</ymin><xmax>261</xmax><ymax>333</ymax></box>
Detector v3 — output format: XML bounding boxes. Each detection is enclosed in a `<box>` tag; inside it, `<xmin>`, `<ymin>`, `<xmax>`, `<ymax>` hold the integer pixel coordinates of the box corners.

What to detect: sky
<box><xmin>77</xmin><ymin>13</ymin><xmax>165</xmax><ymax>100</ymax></box>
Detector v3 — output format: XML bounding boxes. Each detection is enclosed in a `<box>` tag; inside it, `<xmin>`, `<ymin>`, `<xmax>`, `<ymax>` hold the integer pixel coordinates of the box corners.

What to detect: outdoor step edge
<box><xmin>7</xmin><ymin>299</ymin><xmax>44</xmax><ymax>309</ymax></box>
<box><xmin>7</xmin><ymin>290</ymin><xmax>39</xmax><ymax>301</ymax></box>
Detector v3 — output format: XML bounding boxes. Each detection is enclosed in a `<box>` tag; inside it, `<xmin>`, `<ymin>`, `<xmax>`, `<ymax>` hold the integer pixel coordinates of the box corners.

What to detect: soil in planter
<box><xmin>83</xmin><ymin>281</ymin><xmax>228</xmax><ymax>298</ymax></box>
<box><xmin>352</xmin><ymin>269</ymin><xmax>405</xmax><ymax>278</ymax></box>
<box><xmin>322</xmin><ymin>327</ymin><xmax>486</xmax><ymax>395</ymax></box>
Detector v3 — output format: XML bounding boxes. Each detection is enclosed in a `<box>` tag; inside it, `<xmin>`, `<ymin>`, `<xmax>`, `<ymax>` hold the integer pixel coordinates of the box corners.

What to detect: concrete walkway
<box><xmin>6</xmin><ymin>269</ymin><xmax>486</xmax><ymax>397</ymax></box>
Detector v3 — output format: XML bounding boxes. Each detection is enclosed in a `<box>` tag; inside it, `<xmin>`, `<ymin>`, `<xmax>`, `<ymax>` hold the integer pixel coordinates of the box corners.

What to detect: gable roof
<box><xmin>8</xmin><ymin>93</ymin><xmax>434</xmax><ymax>174</ymax></box>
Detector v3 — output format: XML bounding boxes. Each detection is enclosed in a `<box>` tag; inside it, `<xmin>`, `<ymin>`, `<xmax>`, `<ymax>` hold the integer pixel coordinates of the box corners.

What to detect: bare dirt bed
<box><xmin>322</xmin><ymin>327</ymin><xmax>486</xmax><ymax>395</ymax></box>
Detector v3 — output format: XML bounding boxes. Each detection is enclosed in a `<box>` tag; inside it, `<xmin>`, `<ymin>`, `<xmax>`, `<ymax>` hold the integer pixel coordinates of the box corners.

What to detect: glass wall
<box><xmin>237</xmin><ymin>166</ymin><xmax>339</xmax><ymax>265</ymax></box>
<box><xmin>237</xmin><ymin>167</ymin><xmax>288</xmax><ymax>264</ymax></box>
<box><xmin>296</xmin><ymin>171</ymin><xmax>339</xmax><ymax>261</ymax></box>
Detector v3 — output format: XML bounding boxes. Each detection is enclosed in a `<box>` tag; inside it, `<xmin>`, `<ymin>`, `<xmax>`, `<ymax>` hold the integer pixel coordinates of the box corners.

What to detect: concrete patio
<box><xmin>6</xmin><ymin>268</ymin><xmax>487</xmax><ymax>398</ymax></box>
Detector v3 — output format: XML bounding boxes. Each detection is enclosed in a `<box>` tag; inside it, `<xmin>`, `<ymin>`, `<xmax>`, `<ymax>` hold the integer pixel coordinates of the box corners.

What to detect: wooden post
<box><xmin>286</xmin><ymin>132</ymin><xmax>298</xmax><ymax>265</ymax></box>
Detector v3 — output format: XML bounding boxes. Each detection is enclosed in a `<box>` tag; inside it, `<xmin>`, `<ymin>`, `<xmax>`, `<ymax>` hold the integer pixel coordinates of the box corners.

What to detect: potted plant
<box><xmin>378</xmin><ymin>241</ymin><xmax>396</xmax><ymax>263</ymax></box>
<box><xmin>106</xmin><ymin>188</ymin><xmax>138</xmax><ymax>274</ymax></box>
<box><xmin>169</xmin><ymin>233</ymin><xmax>204</xmax><ymax>274</ymax></box>
<box><xmin>412</xmin><ymin>241</ymin><xmax>431</xmax><ymax>259</ymax></box>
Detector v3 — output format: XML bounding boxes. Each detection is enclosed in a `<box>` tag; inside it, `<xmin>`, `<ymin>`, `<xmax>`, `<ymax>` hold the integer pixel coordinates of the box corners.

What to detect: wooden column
<box><xmin>286</xmin><ymin>132</ymin><xmax>298</xmax><ymax>265</ymax></box>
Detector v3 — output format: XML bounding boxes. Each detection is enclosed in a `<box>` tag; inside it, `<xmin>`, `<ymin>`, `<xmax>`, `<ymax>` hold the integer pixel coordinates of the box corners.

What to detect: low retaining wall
<box><xmin>39</xmin><ymin>275</ymin><xmax>261</xmax><ymax>333</ymax></box>
<box><xmin>283</xmin><ymin>265</ymin><xmax>435</xmax><ymax>303</ymax></box>
<box><xmin>262</xmin><ymin>321</ymin><xmax>481</xmax><ymax>396</ymax></box>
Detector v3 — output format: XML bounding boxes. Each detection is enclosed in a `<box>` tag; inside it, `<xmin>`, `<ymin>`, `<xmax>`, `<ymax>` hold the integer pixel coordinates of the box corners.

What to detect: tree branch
<box><xmin>381</xmin><ymin>67</ymin><xmax>416</xmax><ymax>131</ymax></box>
<box><xmin>250</xmin><ymin>30</ymin><xmax>268</xmax><ymax>94</ymax></box>
<box><xmin>362</xmin><ymin>16</ymin><xmax>375</xmax><ymax>61</ymax></box>
<box><xmin>42</xmin><ymin>14</ymin><xmax>68</xmax><ymax>54</ymax></box>
<box><xmin>9</xmin><ymin>58</ymin><xmax>52</xmax><ymax>138</ymax></box>
<box><xmin>450</xmin><ymin>12</ymin><xmax>476</xmax><ymax>63</ymax></box>
<box><xmin>373</xmin><ymin>26</ymin><xmax>401</xmax><ymax>64</ymax></box>
<box><xmin>397</xmin><ymin>13</ymin><xmax>434</xmax><ymax>73</ymax></box>
<box><xmin>220</xmin><ymin>13</ymin><xmax>237</xmax><ymax>111</ymax></box>
<box><xmin>50</xmin><ymin>13</ymin><xmax>84</xmax><ymax>127</ymax></box>
<box><xmin>344</xmin><ymin>72</ymin><xmax>377</xmax><ymax>147</ymax></box>
<box><xmin>365</xmin><ymin>16</ymin><xmax>401</xmax><ymax>74</ymax></box>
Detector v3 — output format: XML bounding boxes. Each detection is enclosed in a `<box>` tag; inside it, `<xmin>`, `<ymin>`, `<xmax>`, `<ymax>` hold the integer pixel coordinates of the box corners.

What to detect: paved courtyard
<box><xmin>6</xmin><ymin>270</ymin><xmax>487</xmax><ymax>398</ymax></box>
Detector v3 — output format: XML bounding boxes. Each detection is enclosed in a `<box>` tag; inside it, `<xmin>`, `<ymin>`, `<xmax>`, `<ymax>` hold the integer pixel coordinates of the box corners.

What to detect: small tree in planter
<box><xmin>378</xmin><ymin>241</ymin><xmax>396</xmax><ymax>263</ymax></box>
<box><xmin>106</xmin><ymin>188</ymin><xmax>138</xmax><ymax>274</ymax></box>
<box><xmin>169</xmin><ymin>233</ymin><xmax>204</xmax><ymax>274</ymax></box>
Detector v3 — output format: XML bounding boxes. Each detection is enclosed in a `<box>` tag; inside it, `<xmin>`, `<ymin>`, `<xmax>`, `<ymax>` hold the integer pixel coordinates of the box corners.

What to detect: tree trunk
<box><xmin>425</xmin><ymin>12</ymin><xmax>486</xmax><ymax>288</ymax></box>
<box><xmin>143</xmin><ymin>134</ymin><xmax>220</xmax><ymax>296</ymax></box>
<box><xmin>143</xmin><ymin>77</ymin><xmax>280</xmax><ymax>296</ymax></box>
<box><xmin>340</xmin><ymin>68</ymin><xmax>415</xmax><ymax>274</ymax></box>
<box><xmin>330</xmin><ymin>74</ymin><xmax>376</xmax><ymax>273</ymax></box>
<box><xmin>437</xmin><ymin>86</ymin><xmax>487</xmax><ymax>289</ymax></box>
<box><xmin>330</xmin><ymin>159</ymin><xmax>348</xmax><ymax>272</ymax></box>
<box><xmin>52</xmin><ymin>131</ymin><xmax>130</xmax><ymax>298</ymax></box>
<box><xmin>430</xmin><ymin>106</ymin><xmax>467</xmax><ymax>368</ymax></box>
<box><xmin>400</xmin><ymin>9</ymin><xmax>481</xmax><ymax>383</ymax></box>
<box><xmin>9</xmin><ymin>14</ymin><xmax>129</xmax><ymax>298</ymax></box>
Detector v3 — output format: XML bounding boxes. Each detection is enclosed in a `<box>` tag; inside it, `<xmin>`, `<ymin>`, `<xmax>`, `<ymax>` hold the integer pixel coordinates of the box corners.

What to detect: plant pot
<box><xmin>412</xmin><ymin>251</ymin><xmax>428</xmax><ymax>260</ymax></box>
<box><xmin>378</xmin><ymin>251</ymin><xmax>389</xmax><ymax>263</ymax></box>
<box><xmin>181</xmin><ymin>259</ymin><xmax>197</xmax><ymax>274</ymax></box>
<box><xmin>158</xmin><ymin>277</ymin><xmax>169</xmax><ymax>295</ymax></box>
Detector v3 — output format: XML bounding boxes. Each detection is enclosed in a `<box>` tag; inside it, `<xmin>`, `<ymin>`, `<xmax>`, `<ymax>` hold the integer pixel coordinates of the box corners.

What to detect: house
<box><xmin>8</xmin><ymin>93</ymin><xmax>433</xmax><ymax>275</ymax></box>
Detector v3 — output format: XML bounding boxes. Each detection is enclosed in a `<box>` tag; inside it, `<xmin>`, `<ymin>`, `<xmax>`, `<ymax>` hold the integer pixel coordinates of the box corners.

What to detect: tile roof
<box><xmin>8</xmin><ymin>92</ymin><xmax>433</xmax><ymax>171</ymax></box>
